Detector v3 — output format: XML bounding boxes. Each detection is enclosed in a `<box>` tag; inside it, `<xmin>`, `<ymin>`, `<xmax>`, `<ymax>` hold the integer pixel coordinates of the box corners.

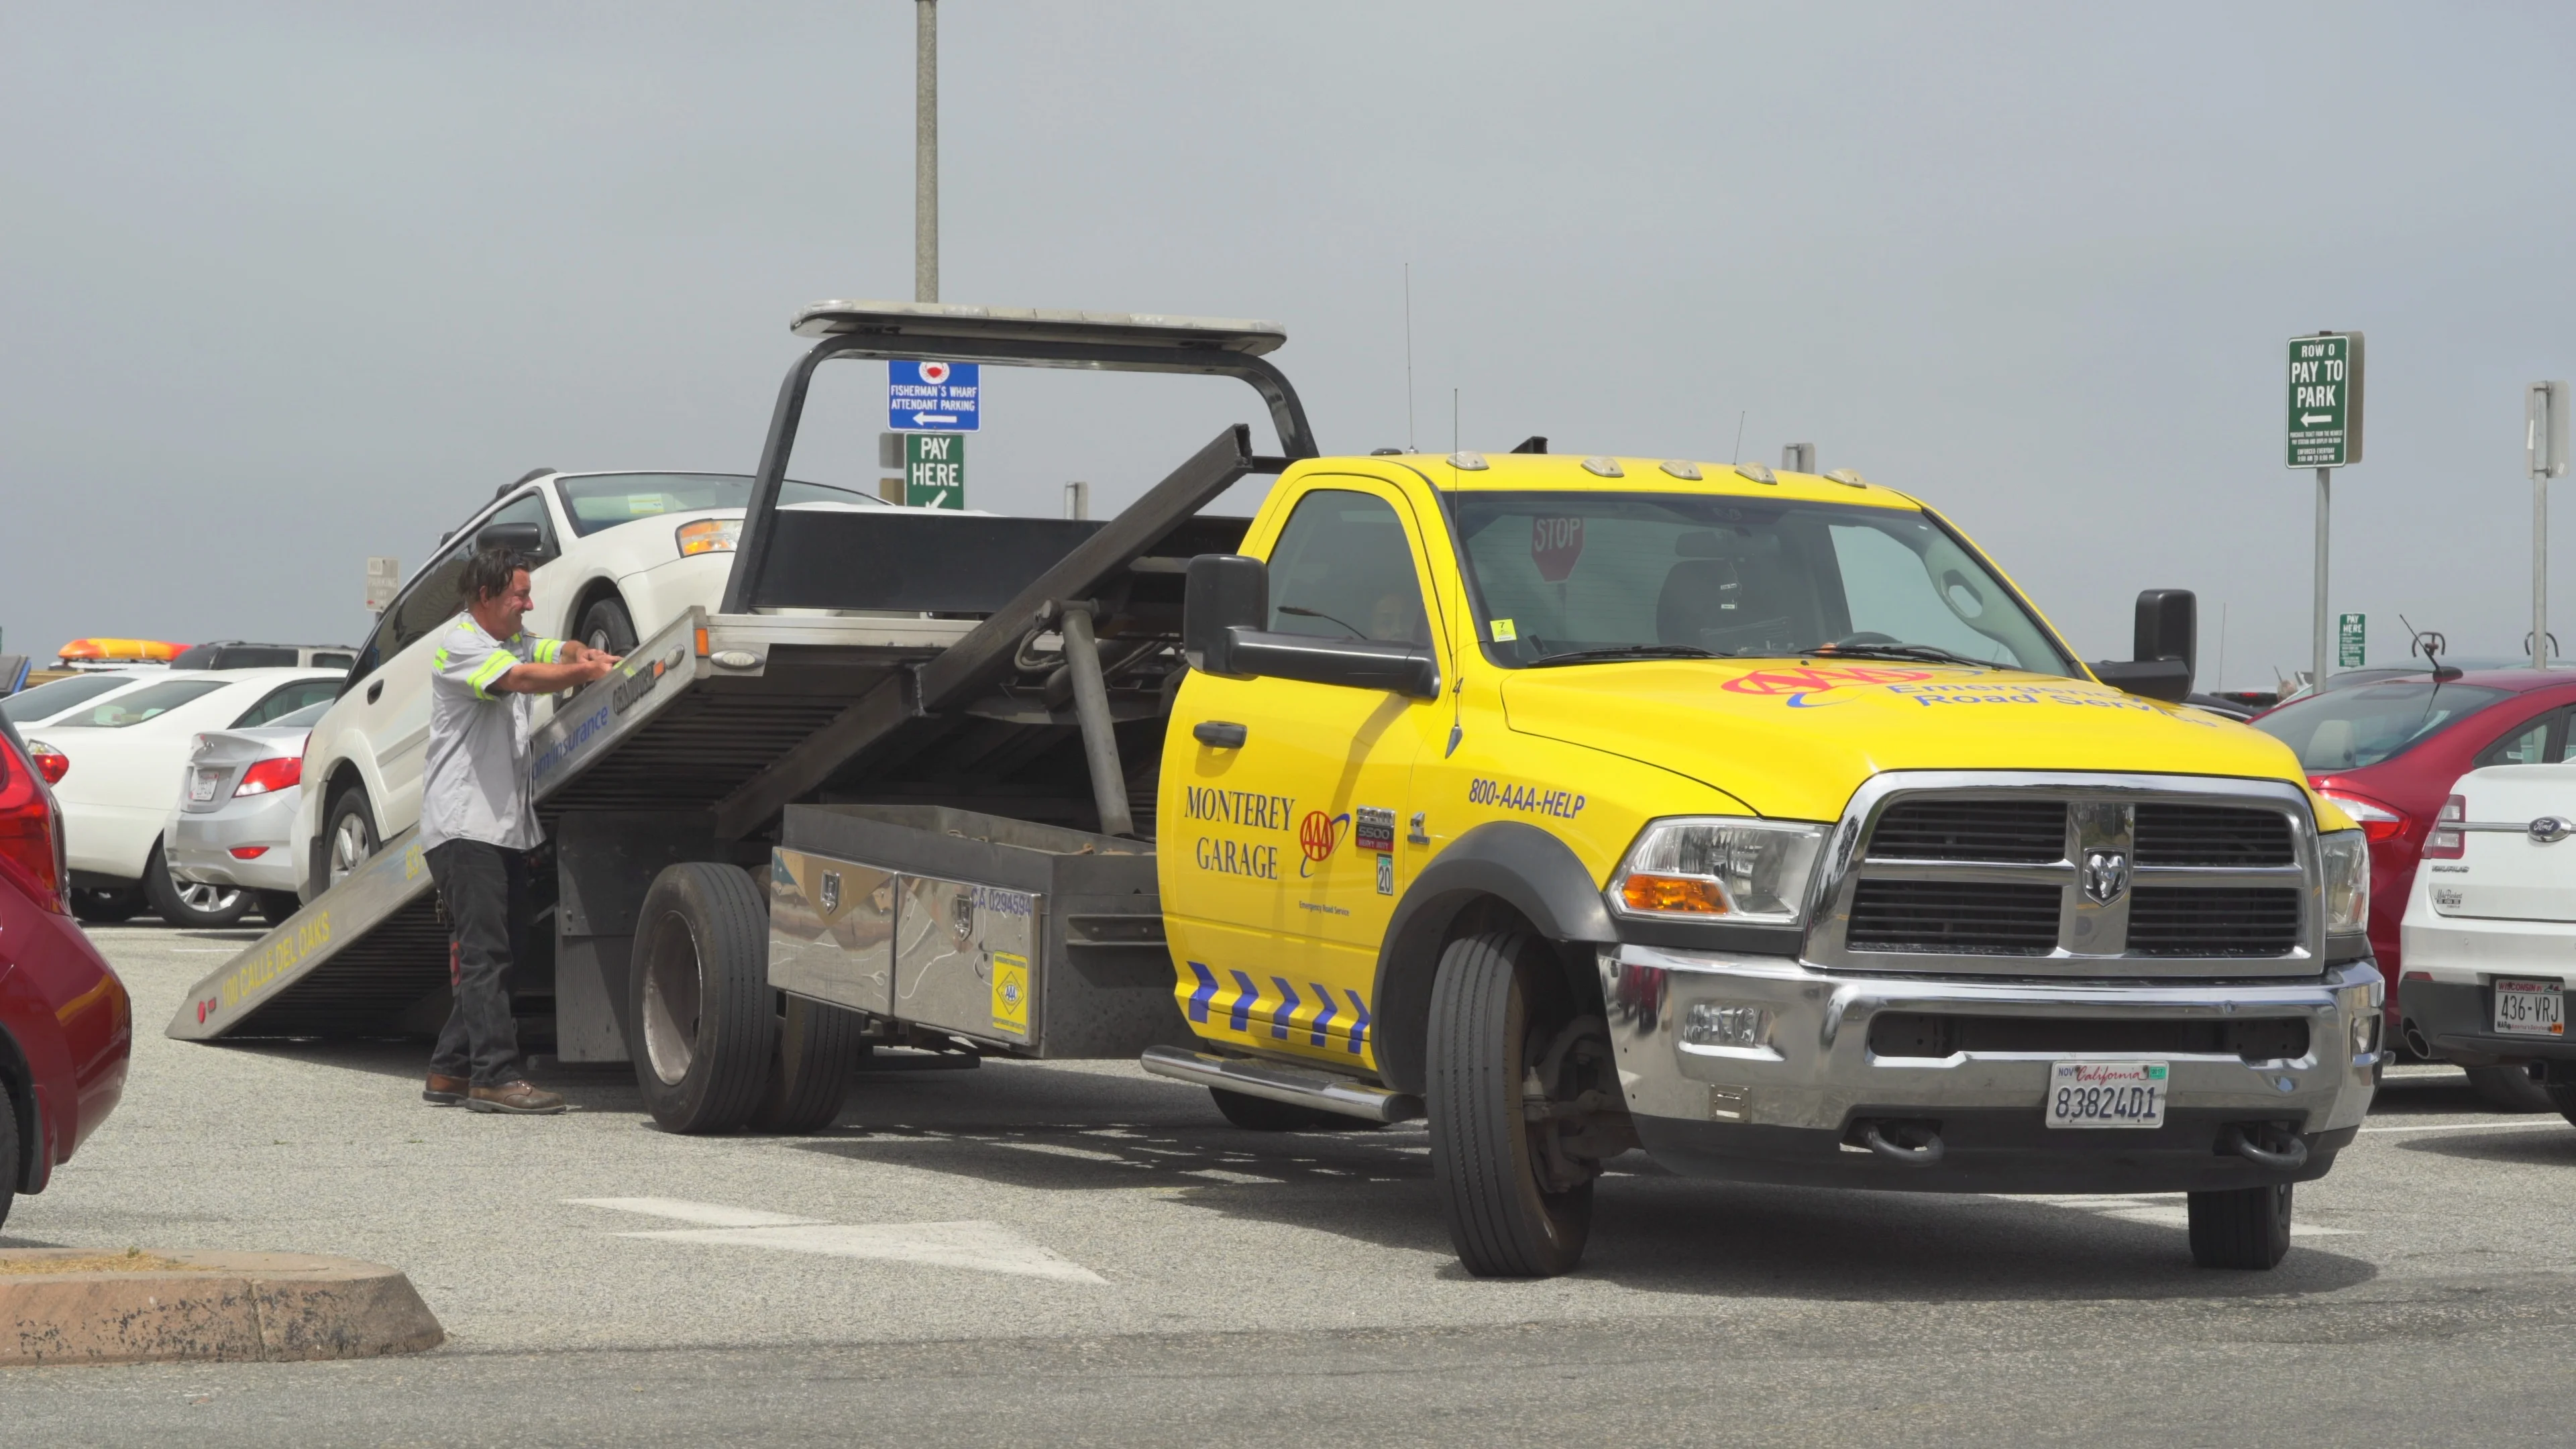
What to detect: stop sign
<box><xmin>1531</xmin><ymin>516</ymin><xmax>1585</xmax><ymax>583</ymax></box>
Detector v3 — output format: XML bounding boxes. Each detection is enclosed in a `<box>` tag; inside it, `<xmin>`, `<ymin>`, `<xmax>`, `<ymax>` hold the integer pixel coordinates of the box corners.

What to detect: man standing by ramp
<box><xmin>421</xmin><ymin>549</ymin><xmax>618</xmax><ymax>1114</ymax></box>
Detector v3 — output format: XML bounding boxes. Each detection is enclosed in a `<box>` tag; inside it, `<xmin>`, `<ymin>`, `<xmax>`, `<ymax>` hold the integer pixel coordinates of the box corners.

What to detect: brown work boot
<box><xmin>465</xmin><ymin>1081</ymin><xmax>567</xmax><ymax>1115</ymax></box>
<box><xmin>423</xmin><ymin>1073</ymin><xmax>468</xmax><ymax>1106</ymax></box>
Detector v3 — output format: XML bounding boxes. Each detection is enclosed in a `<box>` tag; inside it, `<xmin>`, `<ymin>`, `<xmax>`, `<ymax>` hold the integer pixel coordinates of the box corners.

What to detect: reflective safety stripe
<box><xmin>431</xmin><ymin>647</ymin><xmax>449</xmax><ymax>671</ymax></box>
<box><xmin>466</xmin><ymin>649</ymin><xmax>516</xmax><ymax>700</ymax></box>
<box><xmin>531</xmin><ymin>637</ymin><xmax>563</xmax><ymax>663</ymax></box>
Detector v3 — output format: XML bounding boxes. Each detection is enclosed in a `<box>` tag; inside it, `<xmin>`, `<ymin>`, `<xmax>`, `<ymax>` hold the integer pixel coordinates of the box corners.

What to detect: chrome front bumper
<box><xmin>1599</xmin><ymin>943</ymin><xmax>2381</xmax><ymax>1193</ymax></box>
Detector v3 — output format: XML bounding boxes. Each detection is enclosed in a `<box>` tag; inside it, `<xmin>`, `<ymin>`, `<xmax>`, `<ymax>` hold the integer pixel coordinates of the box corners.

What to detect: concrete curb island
<box><xmin>1</xmin><ymin>1250</ymin><xmax>445</xmax><ymax>1366</ymax></box>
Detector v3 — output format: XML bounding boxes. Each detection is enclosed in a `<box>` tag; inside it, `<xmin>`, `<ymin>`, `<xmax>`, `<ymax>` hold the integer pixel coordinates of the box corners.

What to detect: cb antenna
<box><xmin>1403</xmin><ymin>262</ymin><xmax>1416</xmax><ymax>453</ymax></box>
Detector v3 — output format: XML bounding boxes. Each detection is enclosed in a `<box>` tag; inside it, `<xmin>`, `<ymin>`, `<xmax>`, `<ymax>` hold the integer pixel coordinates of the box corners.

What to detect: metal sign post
<box><xmin>2530</xmin><ymin>382</ymin><xmax>2569</xmax><ymax>668</ymax></box>
<box><xmin>2288</xmin><ymin>332</ymin><xmax>2364</xmax><ymax>690</ymax></box>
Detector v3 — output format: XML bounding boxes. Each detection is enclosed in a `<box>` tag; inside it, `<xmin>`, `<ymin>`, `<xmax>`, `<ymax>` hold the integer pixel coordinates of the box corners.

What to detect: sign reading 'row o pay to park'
<box><xmin>889</xmin><ymin>360</ymin><xmax>980</xmax><ymax>432</ymax></box>
<box><xmin>2288</xmin><ymin>333</ymin><xmax>2363</xmax><ymax>468</ymax></box>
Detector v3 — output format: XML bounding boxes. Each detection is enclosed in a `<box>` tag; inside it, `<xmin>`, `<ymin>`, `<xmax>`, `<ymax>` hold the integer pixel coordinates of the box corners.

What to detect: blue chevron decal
<box><xmin>1185</xmin><ymin>961</ymin><xmax>1218</xmax><ymax>1024</ymax></box>
<box><xmin>1228</xmin><ymin>970</ymin><xmax>1259</xmax><ymax>1033</ymax></box>
<box><xmin>1269</xmin><ymin>977</ymin><xmax>1302</xmax><ymax>1039</ymax></box>
<box><xmin>1308</xmin><ymin>982</ymin><xmax>1338</xmax><ymax>1049</ymax></box>
<box><xmin>1343</xmin><ymin>988</ymin><xmax>1371</xmax><ymax>1055</ymax></box>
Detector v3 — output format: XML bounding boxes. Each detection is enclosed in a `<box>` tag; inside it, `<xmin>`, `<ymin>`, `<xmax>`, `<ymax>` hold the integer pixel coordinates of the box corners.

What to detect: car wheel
<box><xmin>143</xmin><ymin>839</ymin><xmax>250</xmax><ymax>928</ymax></box>
<box><xmin>629</xmin><ymin>863</ymin><xmax>774</xmax><ymax>1134</ymax></box>
<box><xmin>255</xmin><ymin>890</ymin><xmax>303</xmax><ymax>926</ymax></box>
<box><xmin>1427</xmin><ymin>928</ymin><xmax>1596</xmax><ymax>1278</ymax></box>
<box><xmin>69</xmin><ymin>888</ymin><xmax>142</xmax><ymax>924</ymax></box>
<box><xmin>2545</xmin><ymin>1077</ymin><xmax>2576</xmax><ymax>1129</ymax></box>
<box><xmin>2188</xmin><ymin>1182</ymin><xmax>2293</xmax><ymax>1269</ymax></box>
<box><xmin>749</xmin><ymin>993</ymin><xmax>863</xmax><ymax>1134</ymax></box>
<box><xmin>0</xmin><ymin>1076</ymin><xmax>17</xmax><ymax>1230</ymax></box>
<box><xmin>318</xmin><ymin>786</ymin><xmax>379</xmax><ymax>896</ymax></box>
<box><xmin>579</xmin><ymin>596</ymin><xmax>639</xmax><ymax>657</ymax></box>
<box><xmin>2464</xmin><ymin>1064</ymin><xmax>2555</xmax><ymax>1113</ymax></box>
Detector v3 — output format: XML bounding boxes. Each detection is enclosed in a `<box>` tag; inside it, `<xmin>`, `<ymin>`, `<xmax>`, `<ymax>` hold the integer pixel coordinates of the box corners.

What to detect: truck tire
<box><xmin>1426</xmin><ymin>928</ymin><xmax>1592</xmax><ymax>1278</ymax></box>
<box><xmin>144</xmin><ymin>839</ymin><xmax>251</xmax><ymax>928</ymax></box>
<box><xmin>2464</xmin><ymin>1064</ymin><xmax>2555</xmax><ymax>1113</ymax></box>
<box><xmin>2187</xmin><ymin>1182</ymin><xmax>2292</xmax><ymax>1269</ymax></box>
<box><xmin>749</xmin><ymin>994</ymin><xmax>862</xmax><ymax>1134</ymax></box>
<box><xmin>629</xmin><ymin>863</ymin><xmax>775</xmax><ymax>1134</ymax></box>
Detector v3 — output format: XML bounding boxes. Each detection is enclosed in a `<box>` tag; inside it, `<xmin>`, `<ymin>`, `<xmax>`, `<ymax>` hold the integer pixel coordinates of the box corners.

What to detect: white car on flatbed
<box><xmin>2398</xmin><ymin>761</ymin><xmax>2576</xmax><ymax>1125</ymax></box>
<box><xmin>290</xmin><ymin>469</ymin><xmax>905</xmax><ymax>896</ymax></box>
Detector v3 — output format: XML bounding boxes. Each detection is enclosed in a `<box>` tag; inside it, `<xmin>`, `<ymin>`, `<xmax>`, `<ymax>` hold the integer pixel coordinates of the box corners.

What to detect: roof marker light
<box><xmin>1448</xmin><ymin>451</ymin><xmax>1489</xmax><ymax>471</ymax></box>
<box><xmin>1659</xmin><ymin>461</ymin><xmax>1703</xmax><ymax>480</ymax></box>
<box><xmin>1581</xmin><ymin>456</ymin><xmax>1624</xmax><ymax>478</ymax></box>
<box><xmin>1824</xmin><ymin>468</ymin><xmax>1868</xmax><ymax>488</ymax></box>
<box><xmin>1735</xmin><ymin>463</ymin><xmax>1778</xmax><ymax>485</ymax></box>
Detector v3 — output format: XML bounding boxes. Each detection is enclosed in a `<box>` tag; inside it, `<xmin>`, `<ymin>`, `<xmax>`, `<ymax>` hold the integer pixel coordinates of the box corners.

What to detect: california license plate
<box><xmin>189</xmin><ymin>768</ymin><xmax>224</xmax><ymax>803</ymax></box>
<box><xmin>2045</xmin><ymin>1061</ymin><xmax>2169</xmax><ymax>1129</ymax></box>
<box><xmin>2492</xmin><ymin>980</ymin><xmax>2565</xmax><ymax>1037</ymax></box>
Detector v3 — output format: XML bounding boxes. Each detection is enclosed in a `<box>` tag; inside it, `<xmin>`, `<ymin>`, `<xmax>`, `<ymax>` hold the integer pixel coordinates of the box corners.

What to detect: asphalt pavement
<box><xmin>9</xmin><ymin>923</ymin><xmax>2575</xmax><ymax>1446</ymax></box>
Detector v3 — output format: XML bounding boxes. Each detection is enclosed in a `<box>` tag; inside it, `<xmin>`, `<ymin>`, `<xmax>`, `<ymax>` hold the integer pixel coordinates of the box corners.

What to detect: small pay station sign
<box><xmin>906</xmin><ymin>433</ymin><xmax>965</xmax><ymax>509</ymax></box>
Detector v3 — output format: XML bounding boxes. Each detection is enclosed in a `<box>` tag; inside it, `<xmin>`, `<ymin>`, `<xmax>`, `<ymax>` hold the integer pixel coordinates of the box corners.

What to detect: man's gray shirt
<box><xmin>419</xmin><ymin>616</ymin><xmax>566</xmax><ymax>853</ymax></box>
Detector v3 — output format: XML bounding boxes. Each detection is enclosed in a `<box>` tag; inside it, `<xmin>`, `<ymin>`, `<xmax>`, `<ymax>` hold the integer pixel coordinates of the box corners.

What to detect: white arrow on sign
<box><xmin>912</xmin><ymin>413</ymin><xmax>957</xmax><ymax>425</ymax></box>
<box><xmin>2300</xmin><ymin>413</ymin><xmax>2334</xmax><ymax>425</ymax></box>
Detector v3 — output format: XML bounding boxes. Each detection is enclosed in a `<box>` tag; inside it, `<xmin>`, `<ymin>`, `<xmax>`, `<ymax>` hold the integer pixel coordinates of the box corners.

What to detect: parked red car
<box><xmin>0</xmin><ymin>709</ymin><xmax>131</xmax><ymax>1227</ymax></box>
<box><xmin>2250</xmin><ymin>668</ymin><xmax>2576</xmax><ymax>1107</ymax></box>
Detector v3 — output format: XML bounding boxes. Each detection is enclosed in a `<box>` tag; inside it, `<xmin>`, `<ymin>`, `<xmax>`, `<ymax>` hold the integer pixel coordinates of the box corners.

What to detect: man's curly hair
<box><xmin>456</xmin><ymin>547</ymin><xmax>530</xmax><ymax>606</ymax></box>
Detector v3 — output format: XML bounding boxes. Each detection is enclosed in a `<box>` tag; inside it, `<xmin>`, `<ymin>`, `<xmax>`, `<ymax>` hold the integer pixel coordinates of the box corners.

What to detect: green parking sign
<box><xmin>2288</xmin><ymin>333</ymin><xmax>2364</xmax><ymax>468</ymax></box>
<box><xmin>2337</xmin><ymin>612</ymin><xmax>2365</xmax><ymax>669</ymax></box>
<box><xmin>906</xmin><ymin>433</ymin><xmax>965</xmax><ymax>509</ymax></box>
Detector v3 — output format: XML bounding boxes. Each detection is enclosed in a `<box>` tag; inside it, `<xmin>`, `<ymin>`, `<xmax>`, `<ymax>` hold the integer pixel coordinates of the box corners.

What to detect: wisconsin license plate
<box><xmin>2492</xmin><ymin>980</ymin><xmax>2565</xmax><ymax>1037</ymax></box>
<box><xmin>188</xmin><ymin>768</ymin><xmax>224</xmax><ymax>803</ymax></box>
<box><xmin>2045</xmin><ymin>1061</ymin><xmax>2168</xmax><ymax>1129</ymax></box>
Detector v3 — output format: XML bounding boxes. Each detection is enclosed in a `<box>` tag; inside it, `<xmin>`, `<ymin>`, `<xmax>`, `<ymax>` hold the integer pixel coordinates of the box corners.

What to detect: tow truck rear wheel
<box><xmin>2187</xmin><ymin>1182</ymin><xmax>2293</xmax><ymax>1269</ymax></box>
<box><xmin>749</xmin><ymin>994</ymin><xmax>862</xmax><ymax>1134</ymax></box>
<box><xmin>629</xmin><ymin>863</ymin><xmax>775</xmax><ymax>1134</ymax></box>
<box><xmin>1426</xmin><ymin>928</ymin><xmax>1593</xmax><ymax>1278</ymax></box>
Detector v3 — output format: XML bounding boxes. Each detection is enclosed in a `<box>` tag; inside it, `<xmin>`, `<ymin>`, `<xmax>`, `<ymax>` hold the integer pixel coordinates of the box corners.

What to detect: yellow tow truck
<box><xmin>182</xmin><ymin>301</ymin><xmax>2377</xmax><ymax>1279</ymax></box>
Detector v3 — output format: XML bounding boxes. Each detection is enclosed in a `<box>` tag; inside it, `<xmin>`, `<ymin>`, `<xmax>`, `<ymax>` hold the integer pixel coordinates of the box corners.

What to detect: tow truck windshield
<box><xmin>1448</xmin><ymin>491</ymin><xmax>2074</xmax><ymax>674</ymax></box>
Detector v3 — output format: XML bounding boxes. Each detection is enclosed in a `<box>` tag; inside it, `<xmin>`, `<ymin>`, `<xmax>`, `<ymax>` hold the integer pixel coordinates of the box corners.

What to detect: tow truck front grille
<box><xmin>1811</xmin><ymin>776</ymin><xmax>2320</xmax><ymax>976</ymax></box>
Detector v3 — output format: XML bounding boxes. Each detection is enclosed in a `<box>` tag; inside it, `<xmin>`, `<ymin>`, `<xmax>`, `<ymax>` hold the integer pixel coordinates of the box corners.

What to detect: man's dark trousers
<box><xmin>427</xmin><ymin>839</ymin><xmax>529</xmax><ymax>1087</ymax></box>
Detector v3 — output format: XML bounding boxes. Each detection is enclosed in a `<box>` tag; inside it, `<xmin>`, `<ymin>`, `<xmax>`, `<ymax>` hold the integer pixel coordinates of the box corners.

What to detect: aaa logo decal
<box><xmin>1299</xmin><ymin>810</ymin><xmax>1350</xmax><ymax>877</ymax></box>
<box><xmin>1719</xmin><ymin>665</ymin><xmax>1933</xmax><ymax>706</ymax></box>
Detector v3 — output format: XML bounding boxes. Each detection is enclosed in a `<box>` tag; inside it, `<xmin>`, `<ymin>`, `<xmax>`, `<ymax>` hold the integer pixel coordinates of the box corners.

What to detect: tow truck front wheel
<box><xmin>2188</xmin><ymin>1182</ymin><xmax>2293</xmax><ymax>1269</ymax></box>
<box><xmin>630</xmin><ymin>863</ymin><xmax>775</xmax><ymax>1134</ymax></box>
<box><xmin>1427</xmin><ymin>929</ymin><xmax>1599</xmax><ymax>1278</ymax></box>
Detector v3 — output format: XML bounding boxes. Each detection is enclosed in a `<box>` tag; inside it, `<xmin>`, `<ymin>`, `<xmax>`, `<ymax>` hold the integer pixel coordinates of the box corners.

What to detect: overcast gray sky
<box><xmin>8</xmin><ymin>2</ymin><xmax>2575</xmax><ymax>689</ymax></box>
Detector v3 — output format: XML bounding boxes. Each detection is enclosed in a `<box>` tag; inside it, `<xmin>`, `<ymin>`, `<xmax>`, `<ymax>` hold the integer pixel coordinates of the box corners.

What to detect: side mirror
<box><xmin>2092</xmin><ymin>588</ymin><xmax>2196</xmax><ymax>702</ymax></box>
<box><xmin>476</xmin><ymin>521</ymin><xmax>547</xmax><ymax>559</ymax></box>
<box><xmin>1184</xmin><ymin>553</ymin><xmax>1267</xmax><ymax>676</ymax></box>
<box><xmin>1181</xmin><ymin>551</ymin><xmax>1442</xmax><ymax>699</ymax></box>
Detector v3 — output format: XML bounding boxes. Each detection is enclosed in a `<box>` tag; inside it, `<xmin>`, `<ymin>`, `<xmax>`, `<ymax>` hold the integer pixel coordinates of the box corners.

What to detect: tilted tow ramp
<box><xmin>170</xmin><ymin>300</ymin><xmax>1309</xmax><ymax>1046</ymax></box>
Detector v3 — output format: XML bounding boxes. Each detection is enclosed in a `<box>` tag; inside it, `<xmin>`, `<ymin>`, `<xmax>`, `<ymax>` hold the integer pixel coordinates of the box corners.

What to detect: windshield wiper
<box><xmin>1526</xmin><ymin>645</ymin><xmax>1721</xmax><ymax>667</ymax></box>
<box><xmin>1805</xmin><ymin>642</ymin><xmax>2002</xmax><ymax>669</ymax></box>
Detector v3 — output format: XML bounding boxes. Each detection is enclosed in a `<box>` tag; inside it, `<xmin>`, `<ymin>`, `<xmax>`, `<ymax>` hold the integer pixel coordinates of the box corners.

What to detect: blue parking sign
<box><xmin>888</xmin><ymin>360</ymin><xmax>981</xmax><ymax>431</ymax></box>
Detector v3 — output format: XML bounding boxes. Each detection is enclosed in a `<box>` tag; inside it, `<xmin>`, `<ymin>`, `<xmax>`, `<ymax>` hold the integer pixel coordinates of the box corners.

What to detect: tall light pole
<box><xmin>915</xmin><ymin>0</ymin><xmax>938</xmax><ymax>304</ymax></box>
<box><xmin>2530</xmin><ymin>381</ymin><xmax>2568</xmax><ymax>668</ymax></box>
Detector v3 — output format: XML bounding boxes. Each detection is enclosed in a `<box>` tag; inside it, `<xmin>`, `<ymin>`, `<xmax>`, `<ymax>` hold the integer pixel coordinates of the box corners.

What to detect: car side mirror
<box><xmin>476</xmin><ymin>521</ymin><xmax>548</xmax><ymax>560</ymax></box>
<box><xmin>1184</xmin><ymin>553</ymin><xmax>1267</xmax><ymax>676</ymax></box>
<box><xmin>2092</xmin><ymin>588</ymin><xmax>2196</xmax><ymax>702</ymax></box>
<box><xmin>1182</xmin><ymin>552</ymin><xmax>1442</xmax><ymax>700</ymax></box>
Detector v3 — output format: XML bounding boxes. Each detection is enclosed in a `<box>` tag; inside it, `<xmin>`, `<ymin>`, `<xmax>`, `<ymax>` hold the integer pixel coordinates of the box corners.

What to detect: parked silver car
<box><xmin>164</xmin><ymin>698</ymin><xmax>330</xmax><ymax>924</ymax></box>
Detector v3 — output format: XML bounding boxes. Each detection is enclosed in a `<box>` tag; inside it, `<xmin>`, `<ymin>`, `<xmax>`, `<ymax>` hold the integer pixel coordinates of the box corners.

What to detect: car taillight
<box><xmin>28</xmin><ymin>739</ymin><xmax>68</xmax><ymax>784</ymax></box>
<box><xmin>2318</xmin><ymin>789</ymin><xmax>2408</xmax><ymax>845</ymax></box>
<box><xmin>0</xmin><ymin>734</ymin><xmax>70</xmax><ymax>913</ymax></box>
<box><xmin>233</xmin><ymin>755</ymin><xmax>302</xmax><ymax>797</ymax></box>
<box><xmin>2422</xmin><ymin>794</ymin><xmax>2467</xmax><ymax>859</ymax></box>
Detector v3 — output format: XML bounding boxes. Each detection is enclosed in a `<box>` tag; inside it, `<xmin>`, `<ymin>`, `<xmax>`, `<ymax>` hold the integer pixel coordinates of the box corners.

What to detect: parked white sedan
<box><xmin>2398</xmin><ymin>761</ymin><xmax>2576</xmax><ymax>1125</ymax></box>
<box><xmin>30</xmin><ymin>669</ymin><xmax>343</xmax><ymax>926</ymax></box>
<box><xmin>289</xmin><ymin>469</ymin><xmax>898</xmax><ymax>897</ymax></box>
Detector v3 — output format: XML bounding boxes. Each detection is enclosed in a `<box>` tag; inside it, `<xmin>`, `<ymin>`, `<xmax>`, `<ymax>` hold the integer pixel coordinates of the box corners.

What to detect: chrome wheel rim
<box><xmin>641</xmin><ymin>912</ymin><xmax>703</xmax><ymax>1087</ymax></box>
<box><xmin>176</xmin><ymin>881</ymin><xmax>244</xmax><ymax>916</ymax></box>
<box><xmin>329</xmin><ymin>812</ymin><xmax>374</xmax><ymax>885</ymax></box>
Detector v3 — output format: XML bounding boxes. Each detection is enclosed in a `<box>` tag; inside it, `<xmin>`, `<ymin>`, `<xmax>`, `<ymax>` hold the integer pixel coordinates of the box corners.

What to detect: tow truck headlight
<box><xmin>676</xmin><ymin>518</ymin><xmax>741</xmax><ymax>556</ymax></box>
<box><xmin>1610</xmin><ymin>817</ymin><xmax>1827</xmax><ymax>926</ymax></box>
<box><xmin>2320</xmin><ymin>828</ymin><xmax>2369</xmax><ymax>935</ymax></box>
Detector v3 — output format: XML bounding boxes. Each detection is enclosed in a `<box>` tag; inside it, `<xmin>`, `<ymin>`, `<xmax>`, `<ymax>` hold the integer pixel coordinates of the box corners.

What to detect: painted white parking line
<box><xmin>568</xmin><ymin>1197</ymin><xmax>826</xmax><ymax>1228</ymax></box>
<box><xmin>1994</xmin><ymin>1193</ymin><xmax>2357</xmax><ymax>1236</ymax></box>
<box><xmin>2357</xmin><ymin>1120</ymin><xmax>2569</xmax><ymax>1135</ymax></box>
<box><xmin>566</xmin><ymin>1199</ymin><xmax>1106</xmax><ymax>1283</ymax></box>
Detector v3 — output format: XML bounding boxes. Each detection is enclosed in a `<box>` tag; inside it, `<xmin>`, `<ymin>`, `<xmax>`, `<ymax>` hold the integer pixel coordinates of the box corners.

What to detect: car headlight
<box><xmin>1609</xmin><ymin>817</ymin><xmax>1827</xmax><ymax>926</ymax></box>
<box><xmin>2320</xmin><ymin>828</ymin><xmax>2369</xmax><ymax>934</ymax></box>
<box><xmin>676</xmin><ymin>518</ymin><xmax>741</xmax><ymax>556</ymax></box>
